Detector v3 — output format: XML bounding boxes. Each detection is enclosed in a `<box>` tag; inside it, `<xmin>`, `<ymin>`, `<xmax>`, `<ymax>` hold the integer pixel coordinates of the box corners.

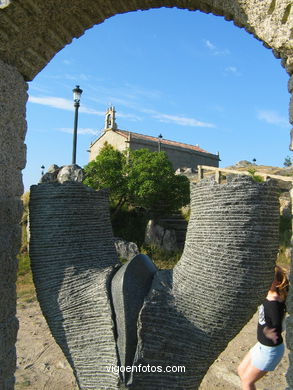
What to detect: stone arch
<box><xmin>0</xmin><ymin>0</ymin><xmax>293</xmax><ymax>80</ymax></box>
<box><xmin>0</xmin><ymin>1</ymin><xmax>292</xmax><ymax>389</ymax></box>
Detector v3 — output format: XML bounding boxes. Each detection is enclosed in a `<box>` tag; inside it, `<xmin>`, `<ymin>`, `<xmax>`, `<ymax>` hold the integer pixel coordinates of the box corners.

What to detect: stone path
<box><xmin>15</xmin><ymin>299</ymin><xmax>288</xmax><ymax>390</ymax></box>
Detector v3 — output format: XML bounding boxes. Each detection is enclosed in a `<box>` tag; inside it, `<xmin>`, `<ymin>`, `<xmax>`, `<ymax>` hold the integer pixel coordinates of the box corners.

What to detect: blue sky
<box><xmin>25</xmin><ymin>7</ymin><xmax>291</xmax><ymax>191</ymax></box>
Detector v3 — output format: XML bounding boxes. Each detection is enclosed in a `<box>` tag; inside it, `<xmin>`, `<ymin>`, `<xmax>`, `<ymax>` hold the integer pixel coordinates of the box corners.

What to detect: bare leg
<box><xmin>237</xmin><ymin>351</ymin><xmax>252</xmax><ymax>379</ymax></box>
<box><xmin>238</xmin><ymin>353</ymin><xmax>267</xmax><ymax>390</ymax></box>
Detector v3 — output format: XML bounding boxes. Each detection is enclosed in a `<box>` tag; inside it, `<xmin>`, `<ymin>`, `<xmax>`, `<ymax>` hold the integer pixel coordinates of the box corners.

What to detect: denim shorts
<box><xmin>250</xmin><ymin>342</ymin><xmax>285</xmax><ymax>371</ymax></box>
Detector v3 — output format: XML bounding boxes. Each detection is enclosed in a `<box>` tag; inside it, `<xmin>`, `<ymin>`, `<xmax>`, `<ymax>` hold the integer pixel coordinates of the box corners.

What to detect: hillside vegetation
<box><xmin>226</xmin><ymin>161</ymin><xmax>293</xmax><ymax>177</ymax></box>
<box><xmin>223</xmin><ymin>162</ymin><xmax>292</xmax><ymax>265</ymax></box>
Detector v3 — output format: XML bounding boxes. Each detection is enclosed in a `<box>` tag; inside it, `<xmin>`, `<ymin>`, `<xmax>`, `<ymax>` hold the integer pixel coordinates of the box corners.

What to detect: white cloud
<box><xmin>43</xmin><ymin>72</ymin><xmax>91</xmax><ymax>81</ymax></box>
<box><xmin>28</xmin><ymin>85</ymin><xmax>51</xmax><ymax>94</ymax></box>
<box><xmin>123</xmin><ymin>82</ymin><xmax>163</xmax><ymax>100</ymax></box>
<box><xmin>29</xmin><ymin>95</ymin><xmax>73</xmax><ymax>110</ymax></box>
<box><xmin>64</xmin><ymin>73</ymin><xmax>90</xmax><ymax>81</ymax></box>
<box><xmin>28</xmin><ymin>95</ymin><xmax>103</xmax><ymax>115</ymax></box>
<box><xmin>80</xmin><ymin>106</ymin><xmax>103</xmax><ymax>115</ymax></box>
<box><xmin>116</xmin><ymin>111</ymin><xmax>142</xmax><ymax>122</ymax></box>
<box><xmin>135</xmin><ymin>107</ymin><xmax>215</xmax><ymax>128</ymax></box>
<box><xmin>225</xmin><ymin>66</ymin><xmax>241</xmax><ymax>76</ymax></box>
<box><xmin>28</xmin><ymin>95</ymin><xmax>215</xmax><ymax>129</ymax></box>
<box><xmin>257</xmin><ymin>110</ymin><xmax>289</xmax><ymax>128</ymax></box>
<box><xmin>203</xmin><ymin>39</ymin><xmax>230</xmax><ymax>56</ymax></box>
<box><xmin>88</xmin><ymin>83</ymin><xmax>163</xmax><ymax>108</ymax></box>
<box><xmin>152</xmin><ymin>112</ymin><xmax>215</xmax><ymax>128</ymax></box>
<box><xmin>57</xmin><ymin>127</ymin><xmax>97</xmax><ymax>135</ymax></box>
<box><xmin>205</xmin><ymin>39</ymin><xmax>216</xmax><ymax>51</ymax></box>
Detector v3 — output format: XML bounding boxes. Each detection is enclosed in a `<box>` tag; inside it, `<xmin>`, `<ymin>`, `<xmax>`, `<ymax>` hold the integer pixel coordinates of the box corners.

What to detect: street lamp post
<box><xmin>158</xmin><ymin>133</ymin><xmax>163</xmax><ymax>152</ymax></box>
<box><xmin>72</xmin><ymin>85</ymin><xmax>83</xmax><ymax>165</ymax></box>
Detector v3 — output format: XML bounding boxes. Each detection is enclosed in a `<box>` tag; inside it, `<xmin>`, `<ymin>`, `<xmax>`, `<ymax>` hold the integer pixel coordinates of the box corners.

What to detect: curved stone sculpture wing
<box><xmin>130</xmin><ymin>176</ymin><xmax>280</xmax><ymax>389</ymax></box>
<box><xmin>111</xmin><ymin>254</ymin><xmax>157</xmax><ymax>385</ymax></box>
<box><xmin>29</xmin><ymin>182</ymin><xmax>120</xmax><ymax>390</ymax></box>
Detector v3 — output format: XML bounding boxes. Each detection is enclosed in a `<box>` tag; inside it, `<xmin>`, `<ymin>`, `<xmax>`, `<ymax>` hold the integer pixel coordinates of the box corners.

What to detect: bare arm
<box><xmin>263</xmin><ymin>326</ymin><xmax>278</xmax><ymax>344</ymax></box>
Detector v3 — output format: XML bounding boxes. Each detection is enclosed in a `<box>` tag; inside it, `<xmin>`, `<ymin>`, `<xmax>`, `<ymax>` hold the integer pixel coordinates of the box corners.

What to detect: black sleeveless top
<box><xmin>257</xmin><ymin>299</ymin><xmax>286</xmax><ymax>347</ymax></box>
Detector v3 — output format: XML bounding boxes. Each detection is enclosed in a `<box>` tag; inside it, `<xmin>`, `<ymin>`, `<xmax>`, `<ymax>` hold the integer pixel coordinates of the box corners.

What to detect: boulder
<box><xmin>114</xmin><ymin>238</ymin><xmax>139</xmax><ymax>261</ymax></box>
<box><xmin>144</xmin><ymin>219</ymin><xmax>177</xmax><ymax>252</ymax></box>
<box><xmin>280</xmin><ymin>192</ymin><xmax>292</xmax><ymax>218</ymax></box>
<box><xmin>39</xmin><ymin>164</ymin><xmax>84</xmax><ymax>184</ymax></box>
<box><xmin>39</xmin><ymin>164</ymin><xmax>61</xmax><ymax>183</ymax></box>
<box><xmin>57</xmin><ymin>165</ymin><xmax>84</xmax><ymax>183</ymax></box>
<box><xmin>235</xmin><ymin>160</ymin><xmax>253</xmax><ymax>168</ymax></box>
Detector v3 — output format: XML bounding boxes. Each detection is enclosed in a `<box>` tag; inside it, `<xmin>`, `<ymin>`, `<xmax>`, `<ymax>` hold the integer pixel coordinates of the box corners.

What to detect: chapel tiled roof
<box><xmin>115</xmin><ymin>129</ymin><xmax>211</xmax><ymax>155</ymax></box>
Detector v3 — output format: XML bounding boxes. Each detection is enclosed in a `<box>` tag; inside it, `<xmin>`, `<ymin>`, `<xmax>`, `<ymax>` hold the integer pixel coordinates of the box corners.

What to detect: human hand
<box><xmin>263</xmin><ymin>326</ymin><xmax>278</xmax><ymax>344</ymax></box>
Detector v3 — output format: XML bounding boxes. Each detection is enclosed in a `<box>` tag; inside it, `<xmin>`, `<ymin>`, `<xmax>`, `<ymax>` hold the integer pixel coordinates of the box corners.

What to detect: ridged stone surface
<box><xmin>0</xmin><ymin>0</ymin><xmax>292</xmax><ymax>78</ymax></box>
<box><xmin>130</xmin><ymin>176</ymin><xmax>280</xmax><ymax>390</ymax></box>
<box><xmin>29</xmin><ymin>182</ymin><xmax>120</xmax><ymax>390</ymax></box>
<box><xmin>0</xmin><ymin>58</ymin><xmax>27</xmax><ymax>390</ymax></box>
<box><xmin>286</xmin><ymin>188</ymin><xmax>293</xmax><ymax>389</ymax></box>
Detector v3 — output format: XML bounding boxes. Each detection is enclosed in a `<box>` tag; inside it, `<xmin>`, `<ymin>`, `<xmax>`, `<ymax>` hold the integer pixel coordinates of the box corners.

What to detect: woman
<box><xmin>237</xmin><ymin>265</ymin><xmax>289</xmax><ymax>390</ymax></box>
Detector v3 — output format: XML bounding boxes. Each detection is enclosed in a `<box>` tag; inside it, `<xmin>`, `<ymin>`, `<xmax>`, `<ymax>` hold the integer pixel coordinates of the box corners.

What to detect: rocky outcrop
<box><xmin>114</xmin><ymin>238</ymin><xmax>139</xmax><ymax>261</ymax></box>
<box><xmin>40</xmin><ymin>164</ymin><xmax>84</xmax><ymax>184</ymax></box>
<box><xmin>280</xmin><ymin>191</ymin><xmax>292</xmax><ymax>218</ymax></box>
<box><xmin>144</xmin><ymin>220</ymin><xmax>178</xmax><ymax>252</ymax></box>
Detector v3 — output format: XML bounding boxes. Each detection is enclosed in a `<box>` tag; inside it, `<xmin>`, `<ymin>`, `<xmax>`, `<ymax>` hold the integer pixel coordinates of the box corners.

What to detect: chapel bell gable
<box><xmin>104</xmin><ymin>105</ymin><xmax>118</xmax><ymax>130</ymax></box>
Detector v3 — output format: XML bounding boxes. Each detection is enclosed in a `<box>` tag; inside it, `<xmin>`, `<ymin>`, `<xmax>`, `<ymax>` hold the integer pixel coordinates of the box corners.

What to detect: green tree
<box><xmin>284</xmin><ymin>155</ymin><xmax>292</xmax><ymax>167</ymax></box>
<box><xmin>126</xmin><ymin>148</ymin><xmax>190</xmax><ymax>214</ymax></box>
<box><xmin>83</xmin><ymin>145</ymin><xmax>190</xmax><ymax>215</ymax></box>
<box><xmin>83</xmin><ymin>143</ymin><xmax>128</xmax><ymax>212</ymax></box>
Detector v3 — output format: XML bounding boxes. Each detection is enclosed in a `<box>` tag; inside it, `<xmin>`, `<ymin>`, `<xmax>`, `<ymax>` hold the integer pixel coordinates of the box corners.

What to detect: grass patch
<box><xmin>17</xmin><ymin>253</ymin><xmax>31</xmax><ymax>276</ymax></box>
<box><xmin>17</xmin><ymin>253</ymin><xmax>35</xmax><ymax>302</ymax></box>
<box><xmin>15</xmin><ymin>379</ymin><xmax>31</xmax><ymax>388</ymax></box>
<box><xmin>247</xmin><ymin>168</ymin><xmax>264</xmax><ymax>182</ymax></box>
<box><xmin>279</xmin><ymin>215</ymin><xmax>292</xmax><ymax>247</ymax></box>
<box><xmin>140</xmin><ymin>245</ymin><xmax>182</xmax><ymax>269</ymax></box>
<box><xmin>277</xmin><ymin>245</ymin><xmax>291</xmax><ymax>267</ymax></box>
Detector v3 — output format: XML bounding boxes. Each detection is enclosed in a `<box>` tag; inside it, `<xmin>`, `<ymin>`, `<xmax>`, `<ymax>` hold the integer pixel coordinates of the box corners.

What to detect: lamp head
<box><xmin>73</xmin><ymin>85</ymin><xmax>83</xmax><ymax>103</ymax></box>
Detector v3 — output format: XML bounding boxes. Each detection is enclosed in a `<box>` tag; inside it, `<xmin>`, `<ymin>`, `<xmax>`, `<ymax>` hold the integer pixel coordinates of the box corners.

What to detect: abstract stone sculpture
<box><xmin>1</xmin><ymin>1</ymin><xmax>293</xmax><ymax>388</ymax></box>
<box><xmin>29</xmin><ymin>175</ymin><xmax>280</xmax><ymax>390</ymax></box>
<box><xmin>111</xmin><ymin>254</ymin><xmax>157</xmax><ymax>385</ymax></box>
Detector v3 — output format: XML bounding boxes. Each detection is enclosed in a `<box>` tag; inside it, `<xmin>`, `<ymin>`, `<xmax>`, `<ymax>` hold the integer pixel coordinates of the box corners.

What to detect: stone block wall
<box><xmin>0</xmin><ymin>58</ymin><xmax>27</xmax><ymax>390</ymax></box>
<box><xmin>286</xmin><ymin>74</ymin><xmax>293</xmax><ymax>390</ymax></box>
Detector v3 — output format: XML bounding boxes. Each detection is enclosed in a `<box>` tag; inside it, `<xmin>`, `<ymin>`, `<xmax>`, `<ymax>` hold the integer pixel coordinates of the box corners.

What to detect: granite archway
<box><xmin>0</xmin><ymin>1</ymin><xmax>292</xmax><ymax>389</ymax></box>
